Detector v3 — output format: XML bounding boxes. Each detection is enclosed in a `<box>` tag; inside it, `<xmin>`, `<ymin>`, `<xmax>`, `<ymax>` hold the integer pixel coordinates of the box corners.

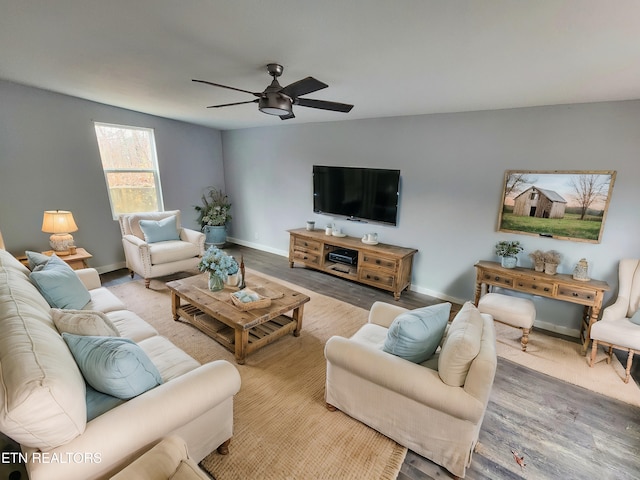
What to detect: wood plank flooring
<box><xmin>102</xmin><ymin>245</ymin><xmax>640</xmax><ymax>480</ymax></box>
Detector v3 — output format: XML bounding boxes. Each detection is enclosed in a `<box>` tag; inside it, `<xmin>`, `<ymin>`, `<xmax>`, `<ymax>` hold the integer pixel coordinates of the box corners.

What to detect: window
<box><xmin>94</xmin><ymin>122</ymin><xmax>164</xmax><ymax>219</ymax></box>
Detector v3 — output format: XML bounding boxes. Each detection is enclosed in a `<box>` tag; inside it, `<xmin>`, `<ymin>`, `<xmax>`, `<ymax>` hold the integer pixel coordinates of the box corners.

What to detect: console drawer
<box><xmin>292</xmin><ymin>249</ymin><xmax>321</xmax><ymax>266</ymax></box>
<box><xmin>359</xmin><ymin>268</ymin><xmax>395</xmax><ymax>288</ymax></box>
<box><xmin>292</xmin><ymin>236</ymin><xmax>322</xmax><ymax>253</ymax></box>
<box><xmin>557</xmin><ymin>285</ymin><xmax>598</xmax><ymax>305</ymax></box>
<box><xmin>481</xmin><ymin>271</ymin><xmax>514</xmax><ymax>288</ymax></box>
<box><xmin>513</xmin><ymin>278</ymin><xmax>555</xmax><ymax>296</ymax></box>
<box><xmin>360</xmin><ymin>253</ymin><xmax>396</xmax><ymax>271</ymax></box>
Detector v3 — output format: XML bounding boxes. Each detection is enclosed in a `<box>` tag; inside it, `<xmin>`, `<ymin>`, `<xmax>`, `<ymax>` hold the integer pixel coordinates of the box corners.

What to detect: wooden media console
<box><xmin>288</xmin><ymin>228</ymin><xmax>417</xmax><ymax>300</ymax></box>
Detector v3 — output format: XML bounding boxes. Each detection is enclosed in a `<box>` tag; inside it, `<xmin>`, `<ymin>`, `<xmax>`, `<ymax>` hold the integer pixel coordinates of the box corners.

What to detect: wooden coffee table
<box><xmin>166</xmin><ymin>273</ymin><xmax>310</xmax><ymax>364</ymax></box>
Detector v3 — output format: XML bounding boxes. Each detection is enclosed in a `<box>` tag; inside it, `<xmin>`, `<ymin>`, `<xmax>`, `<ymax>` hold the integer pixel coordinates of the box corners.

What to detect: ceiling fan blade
<box><xmin>206</xmin><ymin>99</ymin><xmax>259</xmax><ymax>108</ymax></box>
<box><xmin>279</xmin><ymin>111</ymin><xmax>296</xmax><ymax>120</ymax></box>
<box><xmin>280</xmin><ymin>77</ymin><xmax>328</xmax><ymax>98</ymax></box>
<box><xmin>192</xmin><ymin>79</ymin><xmax>261</xmax><ymax>97</ymax></box>
<box><xmin>296</xmin><ymin>98</ymin><xmax>354</xmax><ymax>113</ymax></box>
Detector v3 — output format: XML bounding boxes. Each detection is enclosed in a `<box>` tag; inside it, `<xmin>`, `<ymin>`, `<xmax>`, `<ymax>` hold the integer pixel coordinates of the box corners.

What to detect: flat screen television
<box><xmin>312</xmin><ymin>165</ymin><xmax>401</xmax><ymax>226</ymax></box>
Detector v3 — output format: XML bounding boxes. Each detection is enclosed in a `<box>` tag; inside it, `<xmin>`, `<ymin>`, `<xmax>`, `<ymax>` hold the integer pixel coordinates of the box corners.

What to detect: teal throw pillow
<box><xmin>383</xmin><ymin>302</ymin><xmax>451</xmax><ymax>363</ymax></box>
<box><xmin>138</xmin><ymin>215</ymin><xmax>180</xmax><ymax>243</ymax></box>
<box><xmin>30</xmin><ymin>255</ymin><xmax>91</xmax><ymax>309</ymax></box>
<box><xmin>630</xmin><ymin>309</ymin><xmax>640</xmax><ymax>325</ymax></box>
<box><xmin>62</xmin><ymin>333</ymin><xmax>163</xmax><ymax>400</ymax></box>
<box><xmin>25</xmin><ymin>250</ymin><xmax>52</xmax><ymax>271</ymax></box>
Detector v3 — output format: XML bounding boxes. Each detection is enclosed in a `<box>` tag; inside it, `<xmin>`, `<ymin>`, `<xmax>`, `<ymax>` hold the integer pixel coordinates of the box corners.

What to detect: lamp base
<box><xmin>49</xmin><ymin>233</ymin><xmax>74</xmax><ymax>254</ymax></box>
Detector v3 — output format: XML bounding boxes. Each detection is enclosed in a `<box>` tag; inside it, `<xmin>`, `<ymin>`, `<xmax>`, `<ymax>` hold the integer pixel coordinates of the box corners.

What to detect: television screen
<box><xmin>313</xmin><ymin>165</ymin><xmax>400</xmax><ymax>225</ymax></box>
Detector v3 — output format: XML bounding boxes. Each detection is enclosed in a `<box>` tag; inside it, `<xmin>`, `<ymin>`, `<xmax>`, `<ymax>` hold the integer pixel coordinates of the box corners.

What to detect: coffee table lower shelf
<box><xmin>177</xmin><ymin>303</ymin><xmax>298</xmax><ymax>363</ymax></box>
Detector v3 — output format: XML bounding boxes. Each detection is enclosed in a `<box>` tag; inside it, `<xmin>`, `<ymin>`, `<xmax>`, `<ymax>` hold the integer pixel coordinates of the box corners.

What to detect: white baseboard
<box><xmin>532</xmin><ymin>319</ymin><xmax>580</xmax><ymax>338</ymax></box>
<box><xmin>94</xmin><ymin>261</ymin><xmax>126</xmax><ymax>274</ymax></box>
<box><xmin>226</xmin><ymin>237</ymin><xmax>288</xmax><ymax>257</ymax></box>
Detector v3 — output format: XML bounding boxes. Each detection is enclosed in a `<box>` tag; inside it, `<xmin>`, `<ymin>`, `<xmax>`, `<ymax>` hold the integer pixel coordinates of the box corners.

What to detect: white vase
<box><xmin>501</xmin><ymin>256</ymin><xmax>517</xmax><ymax>269</ymax></box>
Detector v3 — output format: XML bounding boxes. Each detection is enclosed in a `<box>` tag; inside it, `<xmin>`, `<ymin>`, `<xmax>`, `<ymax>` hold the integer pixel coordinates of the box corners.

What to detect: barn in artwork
<box><xmin>512</xmin><ymin>186</ymin><xmax>567</xmax><ymax>219</ymax></box>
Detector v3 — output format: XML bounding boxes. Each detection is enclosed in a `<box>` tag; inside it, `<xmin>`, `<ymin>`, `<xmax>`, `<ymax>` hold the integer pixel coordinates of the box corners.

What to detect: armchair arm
<box><xmin>122</xmin><ymin>234</ymin><xmax>147</xmax><ymax>248</ymax></box>
<box><xmin>601</xmin><ymin>296</ymin><xmax>631</xmax><ymax>322</ymax></box>
<box><xmin>368</xmin><ymin>301</ymin><xmax>408</xmax><ymax>328</ymax></box>
<box><xmin>75</xmin><ymin>268</ymin><xmax>102</xmax><ymax>290</ymax></box>
<box><xmin>325</xmin><ymin>336</ymin><xmax>484</xmax><ymax>422</ymax></box>
<box><xmin>180</xmin><ymin>228</ymin><xmax>206</xmax><ymax>255</ymax></box>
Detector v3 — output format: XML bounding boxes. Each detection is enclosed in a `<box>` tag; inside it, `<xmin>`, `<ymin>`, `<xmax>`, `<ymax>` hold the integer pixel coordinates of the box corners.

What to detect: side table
<box><xmin>18</xmin><ymin>248</ymin><xmax>92</xmax><ymax>270</ymax></box>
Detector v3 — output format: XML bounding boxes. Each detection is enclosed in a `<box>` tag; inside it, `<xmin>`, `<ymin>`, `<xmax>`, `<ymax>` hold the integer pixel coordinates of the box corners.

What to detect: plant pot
<box><xmin>544</xmin><ymin>262</ymin><xmax>558</xmax><ymax>275</ymax></box>
<box><xmin>533</xmin><ymin>261</ymin><xmax>545</xmax><ymax>272</ymax></box>
<box><xmin>501</xmin><ymin>256</ymin><xmax>517</xmax><ymax>269</ymax></box>
<box><xmin>208</xmin><ymin>272</ymin><xmax>225</xmax><ymax>292</ymax></box>
<box><xmin>204</xmin><ymin>225</ymin><xmax>227</xmax><ymax>247</ymax></box>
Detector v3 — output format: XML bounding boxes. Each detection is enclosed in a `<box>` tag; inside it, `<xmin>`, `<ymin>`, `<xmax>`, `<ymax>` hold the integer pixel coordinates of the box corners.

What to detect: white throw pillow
<box><xmin>438</xmin><ymin>302</ymin><xmax>484</xmax><ymax>387</ymax></box>
<box><xmin>51</xmin><ymin>308</ymin><xmax>120</xmax><ymax>337</ymax></box>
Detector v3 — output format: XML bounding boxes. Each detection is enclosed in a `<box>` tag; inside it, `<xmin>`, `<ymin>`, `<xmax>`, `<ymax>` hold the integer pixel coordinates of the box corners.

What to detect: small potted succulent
<box><xmin>495</xmin><ymin>240</ymin><xmax>524</xmax><ymax>269</ymax></box>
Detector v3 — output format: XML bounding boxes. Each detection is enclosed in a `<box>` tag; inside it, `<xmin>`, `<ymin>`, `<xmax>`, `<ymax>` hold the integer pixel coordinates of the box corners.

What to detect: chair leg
<box><xmin>521</xmin><ymin>328</ymin><xmax>530</xmax><ymax>352</ymax></box>
<box><xmin>129</xmin><ymin>270</ymin><xmax>134</xmax><ymax>279</ymax></box>
<box><xmin>589</xmin><ymin>340</ymin><xmax>598</xmax><ymax>367</ymax></box>
<box><xmin>625</xmin><ymin>350</ymin><xmax>635</xmax><ymax>384</ymax></box>
<box><xmin>606</xmin><ymin>346</ymin><xmax>613</xmax><ymax>364</ymax></box>
<box><xmin>144</xmin><ymin>278</ymin><xmax>151</xmax><ymax>289</ymax></box>
<box><xmin>326</xmin><ymin>403</ymin><xmax>337</xmax><ymax>412</ymax></box>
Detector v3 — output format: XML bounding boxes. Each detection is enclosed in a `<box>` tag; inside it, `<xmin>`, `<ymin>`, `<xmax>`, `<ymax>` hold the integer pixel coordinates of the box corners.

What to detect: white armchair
<box><xmin>118</xmin><ymin>211</ymin><xmax>205</xmax><ymax>288</ymax></box>
<box><xmin>589</xmin><ymin>259</ymin><xmax>640</xmax><ymax>383</ymax></box>
<box><xmin>325</xmin><ymin>301</ymin><xmax>497</xmax><ymax>478</ymax></box>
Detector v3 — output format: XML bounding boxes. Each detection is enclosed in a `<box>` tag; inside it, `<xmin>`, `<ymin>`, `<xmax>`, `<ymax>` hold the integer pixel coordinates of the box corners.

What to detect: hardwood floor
<box><xmin>103</xmin><ymin>245</ymin><xmax>640</xmax><ymax>480</ymax></box>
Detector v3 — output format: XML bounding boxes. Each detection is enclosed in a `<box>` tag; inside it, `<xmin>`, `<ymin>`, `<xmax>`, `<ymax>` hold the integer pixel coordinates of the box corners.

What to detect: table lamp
<box><xmin>42</xmin><ymin>210</ymin><xmax>78</xmax><ymax>255</ymax></box>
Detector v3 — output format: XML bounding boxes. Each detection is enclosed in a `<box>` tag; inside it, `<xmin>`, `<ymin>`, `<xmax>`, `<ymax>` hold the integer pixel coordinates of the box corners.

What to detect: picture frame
<box><xmin>497</xmin><ymin>170</ymin><xmax>617</xmax><ymax>244</ymax></box>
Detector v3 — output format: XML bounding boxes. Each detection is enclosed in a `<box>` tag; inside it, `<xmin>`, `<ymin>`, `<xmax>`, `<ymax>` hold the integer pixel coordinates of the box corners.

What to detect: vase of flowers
<box><xmin>198</xmin><ymin>246</ymin><xmax>236</xmax><ymax>292</ymax></box>
<box><xmin>195</xmin><ymin>187</ymin><xmax>232</xmax><ymax>247</ymax></box>
<box><xmin>495</xmin><ymin>241</ymin><xmax>524</xmax><ymax>269</ymax></box>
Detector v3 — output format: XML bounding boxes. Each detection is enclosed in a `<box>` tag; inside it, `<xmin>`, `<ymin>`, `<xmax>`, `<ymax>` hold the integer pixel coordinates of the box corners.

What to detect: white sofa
<box><xmin>0</xmin><ymin>248</ymin><xmax>241</xmax><ymax>480</ymax></box>
<box><xmin>325</xmin><ymin>301</ymin><xmax>497</xmax><ymax>478</ymax></box>
<box><xmin>119</xmin><ymin>210</ymin><xmax>205</xmax><ymax>288</ymax></box>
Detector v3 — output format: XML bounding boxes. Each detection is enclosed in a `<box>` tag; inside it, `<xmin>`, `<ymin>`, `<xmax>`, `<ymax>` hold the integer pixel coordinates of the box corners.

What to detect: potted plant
<box><xmin>528</xmin><ymin>250</ymin><xmax>545</xmax><ymax>272</ymax></box>
<box><xmin>195</xmin><ymin>187</ymin><xmax>232</xmax><ymax>247</ymax></box>
<box><xmin>198</xmin><ymin>246</ymin><xmax>236</xmax><ymax>291</ymax></box>
<box><xmin>495</xmin><ymin>240</ymin><xmax>524</xmax><ymax>268</ymax></box>
<box><xmin>543</xmin><ymin>250</ymin><xmax>562</xmax><ymax>275</ymax></box>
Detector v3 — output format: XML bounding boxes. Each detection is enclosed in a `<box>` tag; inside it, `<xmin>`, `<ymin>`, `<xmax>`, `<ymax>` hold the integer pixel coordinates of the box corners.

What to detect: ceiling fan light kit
<box><xmin>193</xmin><ymin>63</ymin><xmax>353</xmax><ymax>120</ymax></box>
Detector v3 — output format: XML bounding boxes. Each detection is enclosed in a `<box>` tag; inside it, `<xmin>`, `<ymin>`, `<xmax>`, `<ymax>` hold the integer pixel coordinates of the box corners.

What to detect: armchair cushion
<box><xmin>382</xmin><ymin>303</ymin><xmax>451</xmax><ymax>363</ymax></box>
<box><xmin>438</xmin><ymin>302</ymin><xmax>484</xmax><ymax>387</ymax></box>
<box><xmin>139</xmin><ymin>215</ymin><xmax>180</xmax><ymax>243</ymax></box>
<box><xmin>30</xmin><ymin>255</ymin><xmax>91</xmax><ymax>309</ymax></box>
<box><xmin>62</xmin><ymin>333</ymin><xmax>163</xmax><ymax>399</ymax></box>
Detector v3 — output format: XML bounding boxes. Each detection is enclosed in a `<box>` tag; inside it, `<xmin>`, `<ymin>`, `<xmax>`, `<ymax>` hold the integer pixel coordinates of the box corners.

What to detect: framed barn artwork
<box><xmin>497</xmin><ymin>170</ymin><xmax>617</xmax><ymax>243</ymax></box>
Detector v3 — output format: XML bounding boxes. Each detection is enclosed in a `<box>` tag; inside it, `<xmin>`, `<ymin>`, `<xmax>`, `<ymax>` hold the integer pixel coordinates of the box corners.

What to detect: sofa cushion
<box><xmin>438</xmin><ymin>302</ymin><xmax>484</xmax><ymax>387</ymax></box>
<box><xmin>52</xmin><ymin>308</ymin><xmax>120</xmax><ymax>337</ymax></box>
<box><xmin>138</xmin><ymin>336</ymin><xmax>200</xmax><ymax>382</ymax></box>
<box><xmin>139</xmin><ymin>215</ymin><xmax>180</xmax><ymax>243</ymax></box>
<box><xmin>85</xmin><ymin>384</ymin><xmax>124</xmax><ymax>422</ymax></box>
<box><xmin>29</xmin><ymin>255</ymin><xmax>91</xmax><ymax>309</ymax></box>
<box><xmin>382</xmin><ymin>303</ymin><xmax>451</xmax><ymax>363</ymax></box>
<box><xmin>106</xmin><ymin>309</ymin><xmax>159</xmax><ymax>342</ymax></box>
<box><xmin>63</xmin><ymin>333</ymin><xmax>163</xmax><ymax>399</ymax></box>
<box><xmin>84</xmin><ymin>286</ymin><xmax>128</xmax><ymax>313</ymax></box>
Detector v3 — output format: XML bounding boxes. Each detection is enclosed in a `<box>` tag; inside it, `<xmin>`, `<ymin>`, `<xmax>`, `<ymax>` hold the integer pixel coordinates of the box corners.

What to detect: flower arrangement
<box><xmin>195</xmin><ymin>187</ymin><xmax>232</xmax><ymax>229</ymax></box>
<box><xmin>495</xmin><ymin>240</ymin><xmax>524</xmax><ymax>258</ymax></box>
<box><xmin>198</xmin><ymin>246</ymin><xmax>236</xmax><ymax>280</ymax></box>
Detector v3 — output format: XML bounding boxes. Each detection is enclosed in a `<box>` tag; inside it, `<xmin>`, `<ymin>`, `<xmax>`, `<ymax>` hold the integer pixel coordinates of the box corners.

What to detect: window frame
<box><xmin>94</xmin><ymin>122</ymin><xmax>165</xmax><ymax>220</ymax></box>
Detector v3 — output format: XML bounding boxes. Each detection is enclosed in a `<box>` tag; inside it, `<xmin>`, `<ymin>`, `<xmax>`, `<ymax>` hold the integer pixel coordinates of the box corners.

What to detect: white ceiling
<box><xmin>2</xmin><ymin>1</ymin><xmax>640</xmax><ymax>130</ymax></box>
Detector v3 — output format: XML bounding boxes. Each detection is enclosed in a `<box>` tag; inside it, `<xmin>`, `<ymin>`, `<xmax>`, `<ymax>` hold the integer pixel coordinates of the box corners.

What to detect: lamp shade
<box><xmin>42</xmin><ymin>210</ymin><xmax>78</xmax><ymax>234</ymax></box>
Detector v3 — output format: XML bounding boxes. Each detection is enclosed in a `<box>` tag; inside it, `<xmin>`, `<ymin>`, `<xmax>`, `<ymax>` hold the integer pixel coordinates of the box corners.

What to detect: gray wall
<box><xmin>0</xmin><ymin>80</ymin><xmax>224</xmax><ymax>270</ymax></box>
<box><xmin>222</xmin><ymin>101</ymin><xmax>640</xmax><ymax>335</ymax></box>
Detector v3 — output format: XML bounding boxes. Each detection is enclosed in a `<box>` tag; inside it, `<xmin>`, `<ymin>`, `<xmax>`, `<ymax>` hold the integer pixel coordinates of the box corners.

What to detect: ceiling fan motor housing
<box><xmin>259</xmin><ymin>92</ymin><xmax>292</xmax><ymax>116</ymax></box>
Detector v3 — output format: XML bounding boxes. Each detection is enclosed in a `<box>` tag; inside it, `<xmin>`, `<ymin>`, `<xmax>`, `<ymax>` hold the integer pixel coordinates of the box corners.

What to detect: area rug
<box><xmin>494</xmin><ymin>322</ymin><xmax>640</xmax><ymax>407</ymax></box>
<box><xmin>107</xmin><ymin>271</ymin><xmax>407</xmax><ymax>480</ymax></box>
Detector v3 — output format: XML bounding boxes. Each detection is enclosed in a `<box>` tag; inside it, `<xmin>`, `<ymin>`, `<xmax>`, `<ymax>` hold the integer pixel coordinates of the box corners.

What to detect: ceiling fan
<box><xmin>193</xmin><ymin>63</ymin><xmax>354</xmax><ymax>120</ymax></box>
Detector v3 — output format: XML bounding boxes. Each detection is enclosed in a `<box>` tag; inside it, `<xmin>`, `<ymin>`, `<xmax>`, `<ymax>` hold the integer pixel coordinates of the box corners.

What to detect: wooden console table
<box><xmin>288</xmin><ymin>228</ymin><xmax>417</xmax><ymax>300</ymax></box>
<box><xmin>474</xmin><ymin>261</ymin><xmax>609</xmax><ymax>353</ymax></box>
